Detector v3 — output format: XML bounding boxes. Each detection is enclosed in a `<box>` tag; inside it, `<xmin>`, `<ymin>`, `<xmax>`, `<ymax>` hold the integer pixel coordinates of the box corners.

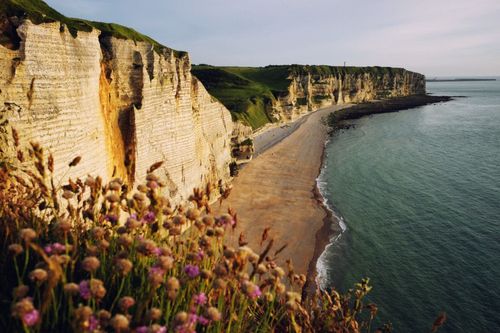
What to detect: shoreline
<box><xmin>220</xmin><ymin>94</ymin><xmax>452</xmax><ymax>298</ymax></box>
<box><xmin>304</xmin><ymin>93</ymin><xmax>453</xmax><ymax>296</ymax></box>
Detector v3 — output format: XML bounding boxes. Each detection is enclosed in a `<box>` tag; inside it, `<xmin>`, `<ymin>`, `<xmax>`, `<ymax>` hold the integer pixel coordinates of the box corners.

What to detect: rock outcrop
<box><xmin>271</xmin><ymin>67</ymin><xmax>426</xmax><ymax>122</ymax></box>
<box><xmin>0</xmin><ymin>20</ymin><xmax>233</xmax><ymax>204</ymax></box>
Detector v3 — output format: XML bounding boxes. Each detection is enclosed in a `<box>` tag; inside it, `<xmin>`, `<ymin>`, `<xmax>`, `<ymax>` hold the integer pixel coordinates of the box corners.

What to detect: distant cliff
<box><xmin>0</xmin><ymin>0</ymin><xmax>234</xmax><ymax>203</ymax></box>
<box><xmin>192</xmin><ymin>65</ymin><xmax>426</xmax><ymax>129</ymax></box>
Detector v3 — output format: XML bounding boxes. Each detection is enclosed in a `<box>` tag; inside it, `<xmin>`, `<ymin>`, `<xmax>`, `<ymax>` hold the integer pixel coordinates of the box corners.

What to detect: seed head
<box><xmin>97</xmin><ymin>309</ymin><xmax>111</xmax><ymax>325</ymax></box>
<box><xmin>81</xmin><ymin>256</ymin><xmax>100</xmax><ymax>273</ymax></box>
<box><xmin>11</xmin><ymin>297</ymin><xmax>34</xmax><ymax>317</ymax></box>
<box><xmin>133</xmin><ymin>192</ymin><xmax>146</xmax><ymax>202</ymax></box>
<box><xmin>63</xmin><ymin>283</ymin><xmax>80</xmax><ymax>295</ymax></box>
<box><xmin>89</xmin><ymin>279</ymin><xmax>106</xmax><ymax>299</ymax></box>
<box><xmin>214</xmin><ymin>227</ymin><xmax>225</xmax><ymax>237</ymax></box>
<box><xmin>172</xmin><ymin>215</ymin><xmax>186</xmax><ymax>226</ymax></box>
<box><xmin>55</xmin><ymin>219</ymin><xmax>72</xmax><ymax>233</ymax></box>
<box><xmin>202</xmin><ymin>216</ymin><xmax>214</xmax><ymax>226</ymax></box>
<box><xmin>174</xmin><ymin>311</ymin><xmax>188</xmax><ymax>325</ymax></box>
<box><xmin>156</xmin><ymin>256</ymin><xmax>174</xmax><ymax>271</ymax></box>
<box><xmin>19</xmin><ymin>228</ymin><xmax>37</xmax><ymax>243</ymax></box>
<box><xmin>12</xmin><ymin>285</ymin><xmax>29</xmax><ymax>299</ymax></box>
<box><xmin>116</xmin><ymin>258</ymin><xmax>133</xmax><ymax>276</ymax></box>
<box><xmin>147</xmin><ymin>307</ymin><xmax>162</xmax><ymax>321</ymax></box>
<box><xmin>206</xmin><ymin>307</ymin><xmax>221</xmax><ymax>322</ymax></box>
<box><xmin>214</xmin><ymin>264</ymin><xmax>228</xmax><ymax>277</ymax></box>
<box><xmin>256</xmin><ymin>264</ymin><xmax>268</xmax><ymax>275</ymax></box>
<box><xmin>213</xmin><ymin>278</ymin><xmax>227</xmax><ymax>291</ymax></box>
<box><xmin>109</xmin><ymin>181</ymin><xmax>122</xmax><ymax>191</ymax></box>
<box><xmin>186</xmin><ymin>208</ymin><xmax>200</xmax><ymax>220</ymax></box>
<box><xmin>242</xmin><ymin>281</ymin><xmax>262</xmax><ymax>300</ymax></box>
<box><xmin>110</xmin><ymin>314</ymin><xmax>129</xmax><ymax>331</ymax></box>
<box><xmin>118</xmin><ymin>234</ymin><xmax>133</xmax><ymax>248</ymax></box>
<box><xmin>8</xmin><ymin>243</ymin><xmax>23</xmax><ymax>256</ymax></box>
<box><xmin>29</xmin><ymin>268</ymin><xmax>48</xmax><ymax>283</ymax></box>
<box><xmin>106</xmin><ymin>193</ymin><xmax>120</xmax><ymax>203</ymax></box>
<box><xmin>118</xmin><ymin>296</ymin><xmax>135</xmax><ymax>312</ymax></box>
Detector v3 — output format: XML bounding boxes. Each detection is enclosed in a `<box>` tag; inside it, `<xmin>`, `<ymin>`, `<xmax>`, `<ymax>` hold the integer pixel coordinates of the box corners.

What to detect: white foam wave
<box><xmin>315</xmin><ymin>141</ymin><xmax>347</xmax><ymax>289</ymax></box>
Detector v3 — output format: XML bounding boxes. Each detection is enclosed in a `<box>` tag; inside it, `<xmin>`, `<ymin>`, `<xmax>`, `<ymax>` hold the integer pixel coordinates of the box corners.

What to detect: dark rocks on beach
<box><xmin>328</xmin><ymin>94</ymin><xmax>452</xmax><ymax>130</ymax></box>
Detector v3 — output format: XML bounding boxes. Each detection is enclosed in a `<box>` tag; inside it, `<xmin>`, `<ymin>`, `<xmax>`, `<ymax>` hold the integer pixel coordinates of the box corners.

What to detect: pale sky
<box><xmin>45</xmin><ymin>0</ymin><xmax>500</xmax><ymax>76</ymax></box>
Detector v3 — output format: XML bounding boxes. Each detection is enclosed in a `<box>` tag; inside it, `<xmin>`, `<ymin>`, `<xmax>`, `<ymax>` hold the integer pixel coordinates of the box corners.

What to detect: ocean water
<box><xmin>317</xmin><ymin>79</ymin><xmax>500</xmax><ymax>332</ymax></box>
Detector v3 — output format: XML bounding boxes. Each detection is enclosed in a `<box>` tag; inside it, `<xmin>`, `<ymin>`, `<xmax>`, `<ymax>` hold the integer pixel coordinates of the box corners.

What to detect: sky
<box><xmin>45</xmin><ymin>0</ymin><xmax>500</xmax><ymax>76</ymax></box>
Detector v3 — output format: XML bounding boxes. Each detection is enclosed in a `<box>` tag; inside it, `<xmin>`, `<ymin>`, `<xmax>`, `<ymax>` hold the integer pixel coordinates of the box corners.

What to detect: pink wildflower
<box><xmin>89</xmin><ymin>315</ymin><xmax>99</xmax><ymax>331</ymax></box>
<box><xmin>193</xmin><ymin>292</ymin><xmax>207</xmax><ymax>305</ymax></box>
<box><xmin>22</xmin><ymin>309</ymin><xmax>39</xmax><ymax>326</ymax></box>
<box><xmin>136</xmin><ymin>326</ymin><xmax>148</xmax><ymax>333</ymax></box>
<box><xmin>79</xmin><ymin>280</ymin><xmax>91</xmax><ymax>300</ymax></box>
<box><xmin>197</xmin><ymin>315</ymin><xmax>209</xmax><ymax>326</ymax></box>
<box><xmin>152</xmin><ymin>247</ymin><xmax>162</xmax><ymax>256</ymax></box>
<box><xmin>43</xmin><ymin>245</ymin><xmax>52</xmax><ymax>254</ymax></box>
<box><xmin>184</xmin><ymin>265</ymin><xmax>200</xmax><ymax>278</ymax></box>
<box><xmin>142</xmin><ymin>212</ymin><xmax>156</xmax><ymax>224</ymax></box>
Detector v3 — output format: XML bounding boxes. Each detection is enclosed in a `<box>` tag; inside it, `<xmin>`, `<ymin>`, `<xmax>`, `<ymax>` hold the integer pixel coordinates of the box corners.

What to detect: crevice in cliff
<box><xmin>0</xmin><ymin>15</ymin><xmax>21</xmax><ymax>50</ymax></box>
<box><xmin>146</xmin><ymin>47</ymin><xmax>154</xmax><ymax>81</ymax></box>
<box><xmin>119</xmin><ymin>106</ymin><xmax>137</xmax><ymax>185</ymax></box>
<box><xmin>131</xmin><ymin>51</ymin><xmax>144</xmax><ymax>109</ymax></box>
<box><xmin>98</xmin><ymin>34</ymin><xmax>139</xmax><ymax>185</ymax></box>
<box><xmin>27</xmin><ymin>77</ymin><xmax>35</xmax><ymax>109</ymax></box>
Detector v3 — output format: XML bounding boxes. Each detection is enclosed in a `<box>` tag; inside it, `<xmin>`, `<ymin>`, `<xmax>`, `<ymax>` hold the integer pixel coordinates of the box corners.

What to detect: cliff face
<box><xmin>192</xmin><ymin>65</ymin><xmax>426</xmax><ymax>129</ymax></box>
<box><xmin>271</xmin><ymin>69</ymin><xmax>426</xmax><ymax>122</ymax></box>
<box><xmin>0</xmin><ymin>20</ymin><xmax>233</xmax><ymax>203</ymax></box>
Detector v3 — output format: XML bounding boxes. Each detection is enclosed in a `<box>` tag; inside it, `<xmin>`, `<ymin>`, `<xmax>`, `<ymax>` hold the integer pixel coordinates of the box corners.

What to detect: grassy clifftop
<box><xmin>192</xmin><ymin>66</ymin><xmax>293</xmax><ymax>129</ymax></box>
<box><xmin>0</xmin><ymin>0</ymin><xmax>187</xmax><ymax>56</ymax></box>
<box><xmin>192</xmin><ymin>65</ymin><xmax>409</xmax><ymax>129</ymax></box>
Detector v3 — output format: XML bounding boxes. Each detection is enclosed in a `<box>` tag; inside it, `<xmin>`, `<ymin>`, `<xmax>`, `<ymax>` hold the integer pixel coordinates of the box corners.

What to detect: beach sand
<box><xmin>217</xmin><ymin>105</ymin><xmax>347</xmax><ymax>292</ymax></box>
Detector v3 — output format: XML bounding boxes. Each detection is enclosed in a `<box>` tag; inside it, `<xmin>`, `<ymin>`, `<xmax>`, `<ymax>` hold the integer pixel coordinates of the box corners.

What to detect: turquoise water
<box><xmin>318</xmin><ymin>79</ymin><xmax>500</xmax><ymax>332</ymax></box>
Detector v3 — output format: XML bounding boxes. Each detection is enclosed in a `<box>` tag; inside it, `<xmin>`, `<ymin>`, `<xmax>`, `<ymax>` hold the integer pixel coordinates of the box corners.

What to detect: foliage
<box><xmin>191</xmin><ymin>66</ymin><xmax>283</xmax><ymax>129</ymax></box>
<box><xmin>1</xmin><ymin>0</ymin><xmax>186</xmax><ymax>57</ymax></box>
<box><xmin>0</xmin><ymin>128</ymin><xmax>419</xmax><ymax>333</ymax></box>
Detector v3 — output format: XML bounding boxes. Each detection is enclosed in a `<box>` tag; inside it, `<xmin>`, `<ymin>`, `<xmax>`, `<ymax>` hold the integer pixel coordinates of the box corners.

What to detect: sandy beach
<box><xmin>217</xmin><ymin>95</ymin><xmax>453</xmax><ymax>296</ymax></box>
<box><xmin>218</xmin><ymin>105</ymin><xmax>347</xmax><ymax>292</ymax></box>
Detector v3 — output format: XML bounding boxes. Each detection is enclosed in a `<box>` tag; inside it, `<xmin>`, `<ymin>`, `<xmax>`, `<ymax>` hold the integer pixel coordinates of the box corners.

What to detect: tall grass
<box><xmin>0</xmin><ymin>128</ymin><xmax>446</xmax><ymax>332</ymax></box>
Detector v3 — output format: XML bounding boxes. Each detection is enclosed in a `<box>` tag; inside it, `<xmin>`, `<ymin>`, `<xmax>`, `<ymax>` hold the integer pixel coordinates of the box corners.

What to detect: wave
<box><xmin>315</xmin><ymin>139</ymin><xmax>347</xmax><ymax>289</ymax></box>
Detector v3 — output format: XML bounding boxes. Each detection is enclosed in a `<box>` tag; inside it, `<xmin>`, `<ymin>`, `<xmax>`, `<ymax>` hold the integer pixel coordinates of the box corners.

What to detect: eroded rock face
<box><xmin>271</xmin><ymin>70</ymin><xmax>426</xmax><ymax>122</ymax></box>
<box><xmin>0</xmin><ymin>21</ymin><xmax>233</xmax><ymax>204</ymax></box>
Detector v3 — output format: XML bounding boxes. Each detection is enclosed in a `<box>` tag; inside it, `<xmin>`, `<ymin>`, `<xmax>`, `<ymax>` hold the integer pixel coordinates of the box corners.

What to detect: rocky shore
<box><xmin>328</xmin><ymin>94</ymin><xmax>452</xmax><ymax>126</ymax></box>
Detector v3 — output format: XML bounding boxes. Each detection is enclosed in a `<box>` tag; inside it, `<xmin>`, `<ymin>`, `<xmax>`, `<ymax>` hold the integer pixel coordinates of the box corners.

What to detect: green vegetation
<box><xmin>1</xmin><ymin>0</ymin><xmax>187</xmax><ymax>56</ymax></box>
<box><xmin>192</xmin><ymin>65</ymin><xmax>408</xmax><ymax>129</ymax></box>
<box><xmin>0</xmin><ymin>129</ymin><xmax>448</xmax><ymax>333</ymax></box>
<box><xmin>191</xmin><ymin>66</ymin><xmax>291</xmax><ymax>129</ymax></box>
<box><xmin>288</xmin><ymin>65</ymin><xmax>404</xmax><ymax>77</ymax></box>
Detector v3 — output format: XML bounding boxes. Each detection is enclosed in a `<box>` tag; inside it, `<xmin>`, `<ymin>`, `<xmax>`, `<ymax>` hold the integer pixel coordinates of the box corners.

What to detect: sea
<box><xmin>317</xmin><ymin>78</ymin><xmax>500</xmax><ymax>332</ymax></box>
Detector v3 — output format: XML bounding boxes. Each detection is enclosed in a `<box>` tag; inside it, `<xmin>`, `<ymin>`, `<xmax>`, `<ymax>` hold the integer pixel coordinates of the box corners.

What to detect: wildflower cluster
<box><xmin>0</xmin><ymin>130</ymin><xmax>438</xmax><ymax>332</ymax></box>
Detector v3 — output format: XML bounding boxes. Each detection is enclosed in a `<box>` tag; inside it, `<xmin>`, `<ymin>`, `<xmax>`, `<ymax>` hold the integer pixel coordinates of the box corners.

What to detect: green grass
<box><xmin>1</xmin><ymin>0</ymin><xmax>187</xmax><ymax>57</ymax></box>
<box><xmin>191</xmin><ymin>65</ymin><xmax>285</xmax><ymax>129</ymax></box>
